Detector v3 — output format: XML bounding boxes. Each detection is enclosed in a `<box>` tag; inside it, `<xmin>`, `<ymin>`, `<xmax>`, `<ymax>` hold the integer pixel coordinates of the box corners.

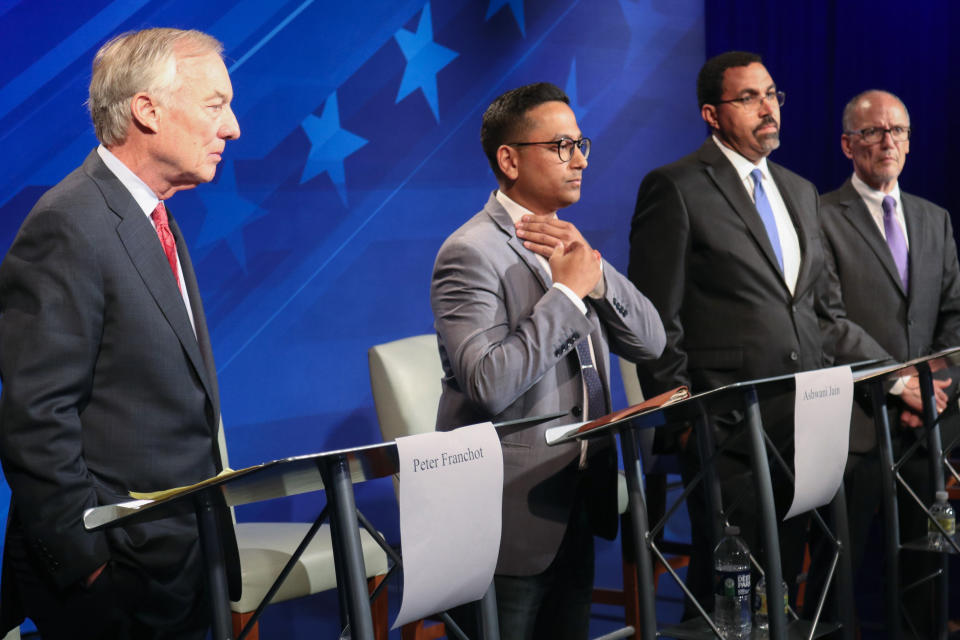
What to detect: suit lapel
<box><xmin>698</xmin><ymin>141</ymin><xmax>787</xmax><ymax>287</ymax></box>
<box><xmin>86</xmin><ymin>153</ymin><xmax>218</xmax><ymax>420</ymax></box>
<box><xmin>484</xmin><ymin>192</ymin><xmax>612</xmax><ymax>407</ymax></box>
<box><xmin>836</xmin><ymin>179</ymin><xmax>906</xmax><ymax>297</ymax></box>
<box><xmin>769</xmin><ymin>163</ymin><xmax>812</xmax><ymax>298</ymax></box>
<box><xmin>483</xmin><ymin>193</ymin><xmax>551</xmax><ymax>293</ymax></box>
<box><xmin>901</xmin><ymin>193</ymin><xmax>926</xmax><ymax>305</ymax></box>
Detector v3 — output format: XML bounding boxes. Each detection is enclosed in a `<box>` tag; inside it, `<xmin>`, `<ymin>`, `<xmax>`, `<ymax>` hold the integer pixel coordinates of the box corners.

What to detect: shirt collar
<box><xmin>711</xmin><ymin>135</ymin><xmax>771</xmax><ymax>183</ymax></box>
<box><xmin>850</xmin><ymin>172</ymin><xmax>901</xmax><ymax>213</ymax></box>
<box><xmin>495</xmin><ymin>190</ymin><xmax>558</xmax><ymax>225</ymax></box>
<box><xmin>97</xmin><ymin>145</ymin><xmax>161</xmax><ymax>217</ymax></box>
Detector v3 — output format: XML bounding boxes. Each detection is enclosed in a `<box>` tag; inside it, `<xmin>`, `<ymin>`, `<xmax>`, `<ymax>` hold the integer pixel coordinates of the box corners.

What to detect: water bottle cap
<box><xmin>724</xmin><ymin>525</ymin><xmax>740</xmax><ymax>536</ymax></box>
<box><xmin>936</xmin><ymin>490</ymin><xmax>949</xmax><ymax>502</ymax></box>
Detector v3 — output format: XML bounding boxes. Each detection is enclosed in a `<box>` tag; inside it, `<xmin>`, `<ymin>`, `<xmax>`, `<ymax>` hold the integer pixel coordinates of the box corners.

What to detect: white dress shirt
<box><xmin>850</xmin><ymin>173</ymin><xmax>909</xmax><ymax>248</ymax></box>
<box><xmin>713</xmin><ymin>136</ymin><xmax>801</xmax><ymax>295</ymax></box>
<box><xmin>97</xmin><ymin>145</ymin><xmax>196</xmax><ymax>335</ymax></box>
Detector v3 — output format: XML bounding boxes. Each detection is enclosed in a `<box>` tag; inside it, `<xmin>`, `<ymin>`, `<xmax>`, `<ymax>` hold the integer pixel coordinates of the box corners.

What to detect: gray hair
<box><xmin>88</xmin><ymin>28</ymin><xmax>223</xmax><ymax>146</ymax></box>
<box><xmin>841</xmin><ymin>89</ymin><xmax>910</xmax><ymax>133</ymax></box>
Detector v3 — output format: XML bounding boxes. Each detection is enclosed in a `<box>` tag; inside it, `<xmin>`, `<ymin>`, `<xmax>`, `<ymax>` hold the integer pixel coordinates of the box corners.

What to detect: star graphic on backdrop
<box><xmin>565</xmin><ymin>58</ymin><xmax>582</xmax><ymax>116</ymax></box>
<box><xmin>394</xmin><ymin>2</ymin><xmax>459</xmax><ymax>121</ymax></box>
<box><xmin>485</xmin><ymin>0</ymin><xmax>525</xmax><ymax>37</ymax></box>
<box><xmin>196</xmin><ymin>159</ymin><xmax>264</xmax><ymax>269</ymax></box>
<box><xmin>618</xmin><ymin>0</ymin><xmax>667</xmax><ymax>68</ymax></box>
<box><xmin>300</xmin><ymin>91</ymin><xmax>368</xmax><ymax>206</ymax></box>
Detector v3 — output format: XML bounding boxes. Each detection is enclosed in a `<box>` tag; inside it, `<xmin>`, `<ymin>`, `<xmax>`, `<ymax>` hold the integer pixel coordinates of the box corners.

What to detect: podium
<box><xmin>84</xmin><ymin>416</ymin><xmax>560</xmax><ymax>640</ymax></box>
<box><xmin>854</xmin><ymin>347</ymin><xmax>960</xmax><ymax>640</ymax></box>
<box><xmin>549</xmin><ymin>368</ymin><xmax>862</xmax><ymax>640</ymax></box>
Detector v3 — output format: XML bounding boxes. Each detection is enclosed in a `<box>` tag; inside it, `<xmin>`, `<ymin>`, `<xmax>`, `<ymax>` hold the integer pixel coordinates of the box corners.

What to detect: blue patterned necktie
<box><xmin>750</xmin><ymin>168</ymin><xmax>784</xmax><ymax>273</ymax></box>
<box><xmin>575</xmin><ymin>339</ymin><xmax>607</xmax><ymax>420</ymax></box>
<box><xmin>882</xmin><ymin>195</ymin><xmax>909</xmax><ymax>292</ymax></box>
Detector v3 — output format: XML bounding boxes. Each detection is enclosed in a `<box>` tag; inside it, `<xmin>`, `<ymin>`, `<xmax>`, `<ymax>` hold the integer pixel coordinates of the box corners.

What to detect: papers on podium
<box><xmin>393</xmin><ymin>422</ymin><xmax>503</xmax><ymax>629</ymax></box>
<box><xmin>785</xmin><ymin>366</ymin><xmax>853</xmax><ymax>519</ymax></box>
<box><xmin>544</xmin><ymin>386</ymin><xmax>690</xmax><ymax>445</ymax></box>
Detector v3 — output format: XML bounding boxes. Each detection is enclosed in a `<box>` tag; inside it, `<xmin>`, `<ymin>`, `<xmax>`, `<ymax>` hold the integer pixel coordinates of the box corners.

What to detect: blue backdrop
<box><xmin>0</xmin><ymin>0</ymin><xmax>705</xmax><ymax>635</ymax></box>
<box><xmin>3</xmin><ymin>0</ymin><xmax>958</xmax><ymax>637</ymax></box>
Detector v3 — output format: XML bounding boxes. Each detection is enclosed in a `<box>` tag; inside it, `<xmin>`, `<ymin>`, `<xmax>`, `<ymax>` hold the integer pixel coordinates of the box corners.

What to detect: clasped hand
<box><xmin>515</xmin><ymin>214</ymin><xmax>601</xmax><ymax>298</ymax></box>
<box><xmin>899</xmin><ymin>375</ymin><xmax>952</xmax><ymax>429</ymax></box>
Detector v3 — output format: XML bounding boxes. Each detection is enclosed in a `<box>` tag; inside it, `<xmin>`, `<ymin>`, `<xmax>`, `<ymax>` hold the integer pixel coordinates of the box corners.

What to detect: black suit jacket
<box><xmin>819</xmin><ymin>178</ymin><xmax>960</xmax><ymax>450</ymax></box>
<box><xmin>0</xmin><ymin>150</ymin><xmax>239</xmax><ymax>628</ymax></box>
<box><xmin>628</xmin><ymin>139</ymin><xmax>830</xmax><ymax>449</ymax></box>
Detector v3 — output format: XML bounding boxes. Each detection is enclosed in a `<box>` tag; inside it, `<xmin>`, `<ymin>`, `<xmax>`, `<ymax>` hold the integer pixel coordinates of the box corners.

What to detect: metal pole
<box><xmin>322</xmin><ymin>456</ymin><xmax>376</xmax><ymax>640</ymax></box>
<box><xmin>620</xmin><ymin>426</ymin><xmax>659</xmax><ymax>639</ymax></box>
<box><xmin>917</xmin><ymin>368</ymin><xmax>949</xmax><ymax>640</ymax></box>
<box><xmin>828</xmin><ymin>483</ymin><xmax>855</xmax><ymax>640</ymax></box>
<box><xmin>478</xmin><ymin>580</ymin><xmax>501</xmax><ymax>640</ymax></box>
<box><xmin>743</xmin><ymin>387</ymin><xmax>787</xmax><ymax>640</ymax></box>
<box><xmin>194</xmin><ymin>489</ymin><xmax>233</xmax><ymax>640</ymax></box>
<box><xmin>870</xmin><ymin>381</ymin><xmax>900</xmax><ymax>640</ymax></box>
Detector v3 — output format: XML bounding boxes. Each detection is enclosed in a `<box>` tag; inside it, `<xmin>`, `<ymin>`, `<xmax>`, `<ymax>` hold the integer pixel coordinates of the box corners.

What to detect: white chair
<box><xmin>368</xmin><ymin>334</ymin><xmax>447</xmax><ymax>640</ymax></box>
<box><xmin>367</xmin><ymin>335</ymin><xmax>639</xmax><ymax>638</ymax></box>
<box><xmin>218</xmin><ymin>423</ymin><xmax>390</xmax><ymax>640</ymax></box>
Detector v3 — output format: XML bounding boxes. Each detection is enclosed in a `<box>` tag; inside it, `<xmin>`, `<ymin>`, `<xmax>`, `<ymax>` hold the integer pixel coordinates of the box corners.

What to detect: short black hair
<box><xmin>481</xmin><ymin>82</ymin><xmax>569</xmax><ymax>180</ymax></box>
<box><xmin>697</xmin><ymin>51</ymin><xmax>763</xmax><ymax>108</ymax></box>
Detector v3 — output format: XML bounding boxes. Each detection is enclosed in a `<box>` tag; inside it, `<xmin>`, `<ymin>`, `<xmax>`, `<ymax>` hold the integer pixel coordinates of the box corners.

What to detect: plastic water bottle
<box><xmin>714</xmin><ymin>525</ymin><xmax>751</xmax><ymax>639</ymax></box>
<box><xmin>753</xmin><ymin>574</ymin><xmax>788</xmax><ymax>636</ymax></box>
<box><xmin>927</xmin><ymin>490</ymin><xmax>956</xmax><ymax>549</ymax></box>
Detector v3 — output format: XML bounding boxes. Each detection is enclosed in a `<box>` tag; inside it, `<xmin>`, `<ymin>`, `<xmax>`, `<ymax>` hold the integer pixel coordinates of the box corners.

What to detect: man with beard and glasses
<box><xmin>627</xmin><ymin>51</ymin><xmax>831</xmax><ymax>614</ymax></box>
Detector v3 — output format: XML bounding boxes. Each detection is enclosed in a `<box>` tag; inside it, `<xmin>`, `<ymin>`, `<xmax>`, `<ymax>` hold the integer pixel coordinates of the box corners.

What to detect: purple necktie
<box><xmin>882</xmin><ymin>195</ymin><xmax>909</xmax><ymax>292</ymax></box>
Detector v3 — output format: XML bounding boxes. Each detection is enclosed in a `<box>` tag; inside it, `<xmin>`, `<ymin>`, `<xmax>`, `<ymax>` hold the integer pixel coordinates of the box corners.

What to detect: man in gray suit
<box><xmin>0</xmin><ymin>28</ymin><xmax>240</xmax><ymax>639</ymax></box>
<box><xmin>811</xmin><ymin>89</ymin><xmax>960</xmax><ymax>635</ymax></box>
<box><xmin>628</xmin><ymin>51</ymin><xmax>829</xmax><ymax>612</ymax></box>
<box><xmin>431</xmin><ymin>82</ymin><xmax>665</xmax><ymax>639</ymax></box>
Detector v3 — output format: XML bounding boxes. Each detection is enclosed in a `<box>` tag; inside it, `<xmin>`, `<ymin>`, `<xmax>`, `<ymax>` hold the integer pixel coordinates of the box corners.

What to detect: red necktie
<box><xmin>151</xmin><ymin>202</ymin><xmax>181</xmax><ymax>292</ymax></box>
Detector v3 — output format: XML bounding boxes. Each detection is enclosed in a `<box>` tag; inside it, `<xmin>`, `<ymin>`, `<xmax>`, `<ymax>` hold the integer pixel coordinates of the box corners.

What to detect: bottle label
<box><xmin>715</xmin><ymin>569</ymin><xmax>751</xmax><ymax>599</ymax></box>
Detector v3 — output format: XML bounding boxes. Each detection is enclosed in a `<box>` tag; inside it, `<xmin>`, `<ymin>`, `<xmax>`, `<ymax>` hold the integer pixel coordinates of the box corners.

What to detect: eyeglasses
<box><xmin>845</xmin><ymin>126</ymin><xmax>911</xmax><ymax>144</ymax></box>
<box><xmin>716</xmin><ymin>90</ymin><xmax>786</xmax><ymax>110</ymax></box>
<box><xmin>507</xmin><ymin>137</ymin><xmax>591</xmax><ymax>162</ymax></box>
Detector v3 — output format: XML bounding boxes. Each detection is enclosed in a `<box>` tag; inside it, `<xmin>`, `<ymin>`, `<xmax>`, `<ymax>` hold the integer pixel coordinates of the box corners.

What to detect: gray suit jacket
<box><xmin>431</xmin><ymin>192</ymin><xmax>665</xmax><ymax>576</ymax></box>
<box><xmin>0</xmin><ymin>150</ymin><xmax>238</xmax><ymax>629</ymax></box>
<box><xmin>819</xmin><ymin>178</ymin><xmax>960</xmax><ymax>450</ymax></box>
<box><xmin>629</xmin><ymin>139</ymin><xmax>830</xmax><ymax>450</ymax></box>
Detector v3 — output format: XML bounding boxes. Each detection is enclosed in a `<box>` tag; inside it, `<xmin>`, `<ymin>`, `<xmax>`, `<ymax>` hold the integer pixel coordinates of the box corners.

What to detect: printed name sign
<box><xmin>785</xmin><ymin>366</ymin><xmax>853</xmax><ymax>520</ymax></box>
<box><xmin>393</xmin><ymin>423</ymin><xmax>503</xmax><ymax>628</ymax></box>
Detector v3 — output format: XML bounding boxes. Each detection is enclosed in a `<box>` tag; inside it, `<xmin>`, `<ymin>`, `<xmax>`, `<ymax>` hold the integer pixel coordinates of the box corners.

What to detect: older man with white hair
<box><xmin>0</xmin><ymin>27</ymin><xmax>240</xmax><ymax>639</ymax></box>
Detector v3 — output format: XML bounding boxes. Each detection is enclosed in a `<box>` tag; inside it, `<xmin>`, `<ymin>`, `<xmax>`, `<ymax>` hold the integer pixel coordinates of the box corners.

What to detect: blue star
<box><xmin>196</xmin><ymin>160</ymin><xmax>264</xmax><ymax>269</ymax></box>
<box><xmin>485</xmin><ymin>0</ymin><xmax>525</xmax><ymax>37</ymax></box>
<box><xmin>394</xmin><ymin>2</ymin><xmax>459</xmax><ymax>121</ymax></box>
<box><xmin>300</xmin><ymin>91</ymin><xmax>368</xmax><ymax>207</ymax></box>
<box><xmin>618</xmin><ymin>0</ymin><xmax>668</xmax><ymax>68</ymax></box>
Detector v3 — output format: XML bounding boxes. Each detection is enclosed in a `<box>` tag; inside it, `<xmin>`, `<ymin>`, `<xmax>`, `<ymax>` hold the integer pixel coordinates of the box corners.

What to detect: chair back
<box><xmin>617</xmin><ymin>356</ymin><xmax>657</xmax><ymax>469</ymax></box>
<box><xmin>368</xmin><ymin>334</ymin><xmax>444</xmax><ymax>442</ymax></box>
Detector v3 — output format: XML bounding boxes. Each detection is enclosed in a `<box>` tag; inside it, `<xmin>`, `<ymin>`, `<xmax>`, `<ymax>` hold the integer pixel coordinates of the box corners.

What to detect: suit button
<box><xmin>792</xmin><ymin>304</ymin><xmax>798</xmax><ymax>313</ymax></box>
<box><xmin>571</xmin><ymin>406</ymin><xmax>583</xmax><ymax>418</ymax></box>
<box><xmin>789</xmin><ymin>351</ymin><xmax>799</xmax><ymax>361</ymax></box>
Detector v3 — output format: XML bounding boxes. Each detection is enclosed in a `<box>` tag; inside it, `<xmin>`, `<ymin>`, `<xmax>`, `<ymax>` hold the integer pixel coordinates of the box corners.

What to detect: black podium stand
<box><xmin>84</xmin><ymin>416</ymin><xmax>559</xmax><ymax>640</ymax></box>
<box><xmin>549</xmin><ymin>368</ymin><xmax>861</xmax><ymax>640</ymax></box>
<box><xmin>854</xmin><ymin>347</ymin><xmax>960</xmax><ymax>640</ymax></box>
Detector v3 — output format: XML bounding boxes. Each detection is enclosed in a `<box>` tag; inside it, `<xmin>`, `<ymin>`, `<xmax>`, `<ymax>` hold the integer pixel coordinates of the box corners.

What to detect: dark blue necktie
<box><xmin>575</xmin><ymin>339</ymin><xmax>606</xmax><ymax>420</ymax></box>
<box><xmin>751</xmin><ymin>168</ymin><xmax>784</xmax><ymax>273</ymax></box>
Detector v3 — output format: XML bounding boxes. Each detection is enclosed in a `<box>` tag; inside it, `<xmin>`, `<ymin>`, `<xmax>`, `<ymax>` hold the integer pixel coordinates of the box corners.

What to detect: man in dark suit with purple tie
<box><xmin>0</xmin><ymin>27</ymin><xmax>241</xmax><ymax>640</ymax></box>
<box><xmin>812</xmin><ymin>89</ymin><xmax>960</xmax><ymax>637</ymax></box>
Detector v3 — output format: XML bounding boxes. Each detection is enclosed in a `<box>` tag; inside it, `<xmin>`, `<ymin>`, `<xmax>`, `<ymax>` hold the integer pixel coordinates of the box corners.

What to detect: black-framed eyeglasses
<box><xmin>506</xmin><ymin>137</ymin><xmax>591</xmax><ymax>162</ymax></box>
<box><xmin>716</xmin><ymin>90</ymin><xmax>786</xmax><ymax>110</ymax></box>
<box><xmin>845</xmin><ymin>126</ymin><xmax>911</xmax><ymax>144</ymax></box>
